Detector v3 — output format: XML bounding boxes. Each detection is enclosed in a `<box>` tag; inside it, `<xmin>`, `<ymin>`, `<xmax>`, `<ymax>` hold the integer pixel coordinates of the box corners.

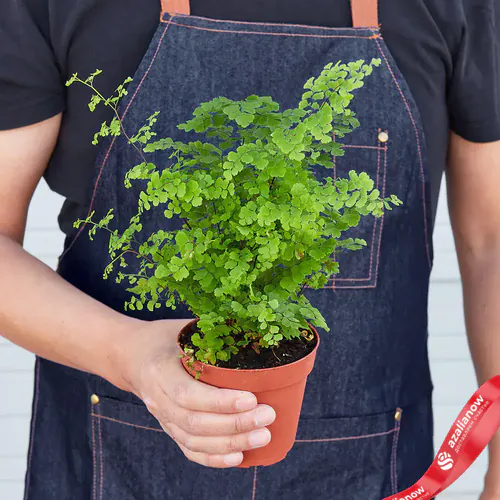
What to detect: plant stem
<box><xmin>75</xmin><ymin>78</ymin><xmax>147</xmax><ymax>163</ymax></box>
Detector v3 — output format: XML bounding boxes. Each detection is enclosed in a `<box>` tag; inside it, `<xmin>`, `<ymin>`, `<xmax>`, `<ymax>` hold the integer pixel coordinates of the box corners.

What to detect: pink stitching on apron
<box><xmin>162</xmin><ymin>13</ymin><xmax>379</xmax><ymax>32</ymax></box>
<box><xmin>390</xmin><ymin>417</ymin><xmax>402</xmax><ymax>494</ymax></box>
<box><xmin>333</xmin><ymin>284</ymin><xmax>376</xmax><ymax>289</ymax></box>
<box><xmin>321</xmin><ymin>144</ymin><xmax>387</xmax><ymax>289</ymax></box>
<box><xmin>333</xmin><ymin>141</ymin><xmax>384</xmax><ymax>285</ymax></box>
<box><xmin>59</xmin><ymin>18</ymin><xmax>174</xmax><ymax>262</ymax></box>
<box><xmin>97</xmin><ymin>406</ymin><xmax>104</xmax><ymax>500</ymax></box>
<box><xmin>91</xmin><ymin>413</ymin><xmax>164</xmax><ymax>433</ymax></box>
<box><xmin>251</xmin><ymin>467</ymin><xmax>258</xmax><ymax>500</ymax></box>
<box><xmin>23</xmin><ymin>359</ymin><xmax>40</xmax><ymax>500</ymax></box>
<box><xmin>165</xmin><ymin>20</ymin><xmax>376</xmax><ymax>39</ymax></box>
<box><xmin>295</xmin><ymin>426</ymin><xmax>398</xmax><ymax>443</ymax></box>
<box><xmin>372</xmin><ymin>144</ymin><xmax>388</xmax><ymax>286</ymax></box>
<box><xmin>342</xmin><ymin>144</ymin><xmax>385</xmax><ymax>150</ymax></box>
<box><xmin>92</xmin><ymin>412</ymin><xmax>97</xmax><ymax>500</ymax></box>
<box><xmin>372</xmin><ymin>36</ymin><xmax>432</xmax><ymax>268</ymax></box>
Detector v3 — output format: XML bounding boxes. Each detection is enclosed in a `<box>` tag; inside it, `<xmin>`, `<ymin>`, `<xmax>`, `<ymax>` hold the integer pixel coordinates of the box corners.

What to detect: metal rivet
<box><xmin>378</xmin><ymin>131</ymin><xmax>389</xmax><ymax>143</ymax></box>
<box><xmin>395</xmin><ymin>409</ymin><xmax>403</xmax><ymax>422</ymax></box>
<box><xmin>90</xmin><ymin>394</ymin><xmax>100</xmax><ymax>405</ymax></box>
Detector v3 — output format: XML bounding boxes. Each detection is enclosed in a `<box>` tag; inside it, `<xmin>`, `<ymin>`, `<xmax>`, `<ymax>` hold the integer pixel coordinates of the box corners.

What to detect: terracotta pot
<box><xmin>178</xmin><ymin>319</ymin><xmax>320</xmax><ymax>468</ymax></box>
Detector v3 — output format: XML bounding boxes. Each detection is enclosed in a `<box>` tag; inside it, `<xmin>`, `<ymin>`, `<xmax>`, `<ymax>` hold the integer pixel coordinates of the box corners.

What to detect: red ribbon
<box><xmin>383</xmin><ymin>375</ymin><xmax>500</xmax><ymax>499</ymax></box>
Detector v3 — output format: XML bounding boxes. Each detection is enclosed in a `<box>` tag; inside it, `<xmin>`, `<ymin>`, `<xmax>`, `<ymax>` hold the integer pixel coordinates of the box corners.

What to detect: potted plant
<box><xmin>68</xmin><ymin>58</ymin><xmax>401</xmax><ymax>467</ymax></box>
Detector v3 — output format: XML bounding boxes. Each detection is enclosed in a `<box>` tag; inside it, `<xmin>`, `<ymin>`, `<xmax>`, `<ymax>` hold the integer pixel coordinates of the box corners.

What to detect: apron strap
<box><xmin>160</xmin><ymin>0</ymin><xmax>378</xmax><ymax>27</ymax></box>
<box><xmin>161</xmin><ymin>0</ymin><xmax>190</xmax><ymax>15</ymax></box>
<box><xmin>351</xmin><ymin>0</ymin><xmax>379</xmax><ymax>28</ymax></box>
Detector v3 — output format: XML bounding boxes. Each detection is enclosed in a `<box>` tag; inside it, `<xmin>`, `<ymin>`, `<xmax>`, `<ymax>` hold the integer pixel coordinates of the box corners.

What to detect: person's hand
<box><xmin>117</xmin><ymin>318</ymin><xmax>276</xmax><ymax>468</ymax></box>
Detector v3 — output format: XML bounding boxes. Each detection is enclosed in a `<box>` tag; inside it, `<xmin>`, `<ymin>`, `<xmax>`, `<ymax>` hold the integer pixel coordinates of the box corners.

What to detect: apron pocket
<box><xmin>315</xmin><ymin>136</ymin><xmax>389</xmax><ymax>290</ymax></box>
<box><xmin>90</xmin><ymin>396</ymin><xmax>401</xmax><ymax>499</ymax></box>
<box><xmin>89</xmin><ymin>396</ymin><xmax>255</xmax><ymax>500</ymax></box>
<box><xmin>257</xmin><ymin>409</ymin><xmax>402</xmax><ymax>499</ymax></box>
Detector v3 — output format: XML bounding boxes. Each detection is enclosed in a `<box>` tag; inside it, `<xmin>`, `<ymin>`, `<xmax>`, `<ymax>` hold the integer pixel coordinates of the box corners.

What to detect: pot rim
<box><xmin>177</xmin><ymin>318</ymin><xmax>321</xmax><ymax>374</ymax></box>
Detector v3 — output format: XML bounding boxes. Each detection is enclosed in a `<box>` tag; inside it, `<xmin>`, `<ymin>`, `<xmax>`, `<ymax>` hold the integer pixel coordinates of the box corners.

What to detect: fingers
<box><xmin>142</xmin><ymin>354</ymin><xmax>276</xmax><ymax>469</ymax></box>
<box><xmin>164</xmin><ymin>359</ymin><xmax>258</xmax><ymax>414</ymax></box>
<box><xmin>166</xmin><ymin>423</ymin><xmax>272</xmax><ymax>455</ymax></box>
<box><xmin>165</xmin><ymin>404</ymin><xmax>276</xmax><ymax>437</ymax></box>
<box><xmin>177</xmin><ymin>443</ymin><xmax>245</xmax><ymax>469</ymax></box>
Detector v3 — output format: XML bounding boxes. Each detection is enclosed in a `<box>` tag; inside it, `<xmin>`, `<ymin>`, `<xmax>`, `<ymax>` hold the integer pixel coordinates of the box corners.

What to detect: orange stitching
<box><xmin>251</xmin><ymin>467</ymin><xmax>258</xmax><ymax>500</ymax></box>
<box><xmin>342</xmin><ymin>144</ymin><xmax>384</xmax><ymax>150</ymax></box>
<box><xmin>23</xmin><ymin>358</ymin><xmax>40</xmax><ymax>500</ymax></box>
<box><xmin>97</xmin><ymin>405</ymin><xmax>104</xmax><ymax>500</ymax></box>
<box><xmin>92</xmin><ymin>413</ymin><xmax>164</xmax><ymax>433</ymax></box>
<box><xmin>333</xmin><ymin>144</ymin><xmax>387</xmax><ymax>288</ymax></box>
<box><xmin>165</xmin><ymin>20</ymin><xmax>377</xmax><ymax>39</ymax></box>
<box><xmin>162</xmin><ymin>12</ymin><xmax>379</xmax><ymax>32</ymax></box>
<box><xmin>333</xmin><ymin>142</ymin><xmax>381</xmax><ymax>284</ymax></box>
<box><xmin>332</xmin><ymin>133</ymin><xmax>337</xmax><ymax>174</ymax></box>
<box><xmin>59</xmin><ymin>18</ymin><xmax>174</xmax><ymax>263</ymax></box>
<box><xmin>373</xmin><ymin>36</ymin><xmax>432</xmax><ymax>268</ymax></box>
<box><xmin>295</xmin><ymin>426</ymin><xmax>397</xmax><ymax>443</ymax></box>
<box><xmin>91</xmin><ymin>413</ymin><xmax>97</xmax><ymax>500</ymax></box>
<box><xmin>390</xmin><ymin>417</ymin><xmax>402</xmax><ymax>494</ymax></box>
<box><xmin>307</xmin><ymin>139</ymin><xmax>387</xmax><ymax>290</ymax></box>
<box><xmin>331</xmin><ymin>284</ymin><xmax>377</xmax><ymax>289</ymax></box>
<box><xmin>372</xmin><ymin>145</ymin><xmax>388</xmax><ymax>285</ymax></box>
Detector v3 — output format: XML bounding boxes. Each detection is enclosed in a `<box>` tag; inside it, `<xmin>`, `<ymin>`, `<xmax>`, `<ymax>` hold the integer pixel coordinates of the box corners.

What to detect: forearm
<box><xmin>460</xmin><ymin>245</ymin><xmax>500</xmax><ymax>491</ymax></box>
<box><xmin>0</xmin><ymin>233</ymin><xmax>139</xmax><ymax>389</ymax></box>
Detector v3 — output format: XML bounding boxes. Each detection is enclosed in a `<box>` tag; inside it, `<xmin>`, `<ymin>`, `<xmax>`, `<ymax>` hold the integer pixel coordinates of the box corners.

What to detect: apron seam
<box><xmin>332</xmin><ymin>140</ymin><xmax>387</xmax><ymax>288</ymax></box>
<box><xmin>251</xmin><ymin>467</ymin><xmax>258</xmax><ymax>500</ymax></box>
<box><xmin>90</xmin><ymin>413</ymin><xmax>400</xmax><ymax>443</ymax></box>
<box><xmin>91</xmin><ymin>413</ymin><xmax>164</xmax><ymax>433</ymax></box>
<box><xmin>92</xmin><ymin>410</ymin><xmax>97</xmax><ymax>500</ymax></box>
<box><xmin>98</xmin><ymin>409</ymin><xmax>104</xmax><ymax>500</ymax></box>
<box><xmin>295</xmin><ymin>426</ymin><xmax>398</xmax><ymax>443</ymax></box>
<box><xmin>372</xmin><ymin>35</ymin><xmax>432</xmax><ymax>269</ymax></box>
<box><xmin>162</xmin><ymin>21</ymin><xmax>378</xmax><ymax>39</ymax></box>
<box><xmin>390</xmin><ymin>418</ymin><xmax>402</xmax><ymax>494</ymax></box>
<box><xmin>91</xmin><ymin>403</ymin><xmax>105</xmax><ymax>500</ymax></box>
<box><xmin>59</xmin><ymin>17</ymin><xmax>174</xmax><ymax>264</ymax></box>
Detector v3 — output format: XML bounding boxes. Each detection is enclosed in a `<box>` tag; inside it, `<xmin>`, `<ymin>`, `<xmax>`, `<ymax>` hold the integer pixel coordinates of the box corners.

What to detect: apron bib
<box><xmin>24</xmin><ymin>1</ymin><xmax>436</xmax><ymax>498</ymax></box>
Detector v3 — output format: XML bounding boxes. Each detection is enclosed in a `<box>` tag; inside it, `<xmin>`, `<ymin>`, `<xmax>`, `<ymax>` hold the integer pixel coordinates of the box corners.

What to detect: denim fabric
<box><xmin>25</xmin><ymin>12</ymin><xmax>435</xmax><ymax>499</ymax></box>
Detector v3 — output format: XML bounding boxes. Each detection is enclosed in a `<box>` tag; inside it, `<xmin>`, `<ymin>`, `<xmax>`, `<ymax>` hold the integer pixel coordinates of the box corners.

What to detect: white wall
<box><xmin>0</xmin><ymin>180</ymin><xmax>487</xmax><ymax>498</ymax></box>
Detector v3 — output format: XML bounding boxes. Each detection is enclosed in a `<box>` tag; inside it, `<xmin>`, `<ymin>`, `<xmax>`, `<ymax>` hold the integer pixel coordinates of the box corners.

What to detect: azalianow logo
<box><xmin>437</xmin><ymin>452</ymin><xmax>454</xmax><ymax>471</ymax></box>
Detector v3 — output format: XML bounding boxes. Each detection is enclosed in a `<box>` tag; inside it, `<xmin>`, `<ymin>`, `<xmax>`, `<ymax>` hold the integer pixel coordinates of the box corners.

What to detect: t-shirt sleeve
<box><xmin>0</xmin><ymin>0</ymin><xmax>64</xmax><ymax>130</ymax></box>
<box><xmin>448</xmin><ymin>0</ymin><xmax>500</xmax><ymax>143</ymax></box>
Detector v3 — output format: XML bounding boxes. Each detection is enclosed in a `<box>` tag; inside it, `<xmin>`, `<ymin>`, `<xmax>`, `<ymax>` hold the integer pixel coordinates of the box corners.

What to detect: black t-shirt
<box><xmin>1</xmin><ymin>0</ymin><xmax>500</xmax><ymax>235</ymax></box>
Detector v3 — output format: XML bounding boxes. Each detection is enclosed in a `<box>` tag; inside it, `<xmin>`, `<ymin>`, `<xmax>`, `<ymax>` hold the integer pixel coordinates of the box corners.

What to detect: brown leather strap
<box><xmin>351</xmin><ymin>0</ymin><xmax>379</xmax><ymax>28</ymax></box>
<box><xmin>161</xmin><ymin>0</ymin><xmax>190</xmax><ymax>15</ymax></box>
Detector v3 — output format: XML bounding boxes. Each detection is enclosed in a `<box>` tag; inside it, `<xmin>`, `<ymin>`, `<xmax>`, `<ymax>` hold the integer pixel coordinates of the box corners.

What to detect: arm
<box><xmin>447</xmin><ymin>132</ymin><xmax>500</xmax><ymax>497</ymax></box>
<box><xmin>0</xmin><ymin>114</ymin><xmax>138</xmax><ymax>384</ymax></box>
<box><xmin>0</xmin><ymin>116</ymin><xmax>274</xmax><ymax>468</ymax></box>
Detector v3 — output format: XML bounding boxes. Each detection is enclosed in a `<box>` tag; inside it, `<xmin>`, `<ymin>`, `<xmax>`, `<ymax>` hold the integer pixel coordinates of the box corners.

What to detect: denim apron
<box><xmin>24</xmin><ymin>0</ymin><xmax>436</xmax><ymax>498</ymax></box>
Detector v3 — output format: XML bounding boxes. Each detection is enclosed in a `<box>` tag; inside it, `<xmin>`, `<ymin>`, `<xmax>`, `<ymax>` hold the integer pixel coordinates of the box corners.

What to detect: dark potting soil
<box><xmin>179</xmin><ymin>322</ymin><xmax>318</xmax><ymax>370</ymax></box>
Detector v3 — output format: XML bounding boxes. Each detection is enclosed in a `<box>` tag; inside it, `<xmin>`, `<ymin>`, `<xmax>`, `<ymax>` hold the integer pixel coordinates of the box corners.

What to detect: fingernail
<box><xmin>254</xmin><ymin>406</ymin><xmax>276</xmax><ymax>427</ymax></box>
<box><xmin>249</xmin><ymin>428</ymin><xmax>271</xmax><ymax>449</ymax></box>
<box><xmin>224</xmin><ymin>452</ymin><xmax>243</xmax><ymax>466</ymax></box>
<box><xmin>235</xmin><ymin>394</ymin><xmax>257</xmax><ymax>411</ymax></box>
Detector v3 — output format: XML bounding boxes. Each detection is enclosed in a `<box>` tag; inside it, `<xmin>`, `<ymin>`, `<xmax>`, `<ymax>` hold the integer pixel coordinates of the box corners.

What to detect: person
<box><xmin>1</xmin><ymin>0</ymin><xmax>500</xmax><ymax>498</ymax></box>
